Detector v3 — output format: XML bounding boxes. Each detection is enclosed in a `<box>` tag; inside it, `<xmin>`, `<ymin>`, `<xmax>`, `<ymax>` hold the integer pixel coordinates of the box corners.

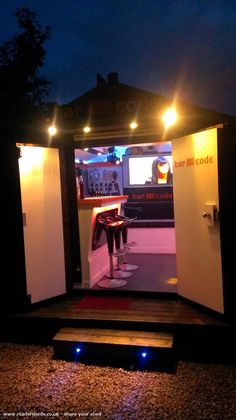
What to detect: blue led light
<box><xmin>76</xmin><ymin>347</ymin><xmax>81</xmax><ymax>354</ymax></box>
<box><xmin>141</xmin><ymin>352</ymin><xmax>147</xmax><ymax>358</ymax></box>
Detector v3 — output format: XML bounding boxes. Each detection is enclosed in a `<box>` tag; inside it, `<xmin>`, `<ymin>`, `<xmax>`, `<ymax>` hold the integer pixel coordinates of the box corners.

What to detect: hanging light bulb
<box><xmin>48</xmin><ymin>125</ymin><xmax>57</xmax><ymax>136</ymax></box>
<box><xmin>130</xmin><ymin>121</ymin><xmax>138</xmax><ymax>130</ymax></box>
<box><xmin>162</xmin><ymin>108</ymin><xmax>178</xmax><ymax>128</ymax></box>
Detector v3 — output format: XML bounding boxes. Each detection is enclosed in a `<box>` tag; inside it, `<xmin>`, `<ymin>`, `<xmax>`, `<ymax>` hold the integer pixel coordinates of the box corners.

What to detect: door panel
<box><xmin>172</xmin><ymin>128</ymin><xmax>224</xmax><ymax>313</ymax></box>
<box><xmin>19</xmin><ymin>146</ymin><xmax>66</xmax><ymax>303</ymax></box>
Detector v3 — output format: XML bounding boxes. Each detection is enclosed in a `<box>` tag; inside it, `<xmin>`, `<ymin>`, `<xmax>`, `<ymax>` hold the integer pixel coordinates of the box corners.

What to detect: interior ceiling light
<box><xmin>83</xmin><ymin>126</ymin><xmax>91</xmax><ymax>133</ymax></box>
<box><xmin>83</xmin><ymin>148</ymin><xmax>89</xmax><ymax>151</ymax></box>
<box><xmin>162</xmin><ymin>108</ymin><xmax>178</xmax><ymax>128</ymax></box>
<box><xmin>130</xmin><ymin>121</ymin><xmax>138</xmax><ymax>130</ymax></box>
<box><xmin>48</xmin><ymin>126</ymin><xmax>57</xmax><ymax>136</ymax></box>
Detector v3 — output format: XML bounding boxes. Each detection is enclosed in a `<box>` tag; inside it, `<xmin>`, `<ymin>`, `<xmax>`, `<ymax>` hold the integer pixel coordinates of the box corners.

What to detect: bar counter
<box><xmin>78</xmin><ymin>195</ymin><xmax>128</xmax><ymax>207</ymax></box>
<box><xmin>77</xmin><ymin>195</ymin><xmax>128</xmax><ymax>288</ymax></box>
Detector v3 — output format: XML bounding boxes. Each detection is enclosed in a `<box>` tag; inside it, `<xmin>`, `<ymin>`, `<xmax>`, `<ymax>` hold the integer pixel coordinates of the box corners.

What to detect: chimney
<box><xmin>96</xmin><ymin>73</ymin><xmax>106</xmax><ymax>87</ymax></box>
<box><xmin>107</xmin><ymin>72</ymin><xmax>119</xmax><ymax>85</ymax></box>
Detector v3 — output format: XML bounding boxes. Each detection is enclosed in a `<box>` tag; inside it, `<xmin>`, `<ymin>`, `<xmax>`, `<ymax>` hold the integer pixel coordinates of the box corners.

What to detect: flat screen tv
<box><xmin>123</xmin><ymin>154</ymin><xmax>173</xmax><ymax>187</ymax></box>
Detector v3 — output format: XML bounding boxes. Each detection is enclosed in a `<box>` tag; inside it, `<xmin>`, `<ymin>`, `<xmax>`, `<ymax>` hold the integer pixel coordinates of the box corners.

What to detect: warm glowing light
<box><xmin>18</xmin><ymin>146</ymin><xmax>44</xmax><ymax>176</ymax></box>
<box><xmin>166</xmin><ymin>277</ymin><xmax>178</xmax><ymax>285</ymax></box>
<box><xmin>48</xmin><ymin>126</ymin><xmax>57</xmax><ymax>136</ymax></box>
<box><xmin>162</xmin><ymin>108</ymin><xmax>178</xmax><ymax>128</ymax></box>
<box><xmin>83</xmin><ymin>126</ymin><xmax>91</xmax><ymax>133</ymax></box>
<box><xmin>130</xmin><ymin>121</ymin><xmax>138</xmax><ymax>130</ymax></box>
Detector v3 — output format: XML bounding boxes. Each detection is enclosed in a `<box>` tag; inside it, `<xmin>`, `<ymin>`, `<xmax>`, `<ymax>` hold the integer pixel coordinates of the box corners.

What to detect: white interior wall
<box><xmin>128</xmin><ymin>227</ymin><xmax>176</xmax><ymax>253</ymax></box>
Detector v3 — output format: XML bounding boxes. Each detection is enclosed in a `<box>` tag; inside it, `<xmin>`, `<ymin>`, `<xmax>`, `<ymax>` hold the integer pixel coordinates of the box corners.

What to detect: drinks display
<box><xmin>86</xmin><ymin>166</ymin><xmax>122</xmax><ymax>197</ymax></box>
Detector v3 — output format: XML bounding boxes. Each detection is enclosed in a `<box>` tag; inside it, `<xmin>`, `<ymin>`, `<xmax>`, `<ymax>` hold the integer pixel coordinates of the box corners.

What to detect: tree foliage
<box><xmin>0</xmin><ymin>7</ymin><xmax>50</xmax><ymax>139</ymax></box>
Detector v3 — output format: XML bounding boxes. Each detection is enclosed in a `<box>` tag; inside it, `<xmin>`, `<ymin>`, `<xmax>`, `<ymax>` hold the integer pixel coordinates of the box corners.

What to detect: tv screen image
<box><xmin>128</xmin><ymin>155</ymin><xmax>173</xmax><ymax>186</ymax></box>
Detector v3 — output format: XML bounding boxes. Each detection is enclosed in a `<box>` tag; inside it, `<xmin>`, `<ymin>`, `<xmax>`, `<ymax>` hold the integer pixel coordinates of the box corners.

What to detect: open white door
<box><xmin>172</xmin><ymin>127</ymin><xmax>224</xmax><ymax>314</ymax></box>
<box><xmin>19</xmin><ymin>146</ymin><xmax>66</xmax><ymax>304</ymax></box>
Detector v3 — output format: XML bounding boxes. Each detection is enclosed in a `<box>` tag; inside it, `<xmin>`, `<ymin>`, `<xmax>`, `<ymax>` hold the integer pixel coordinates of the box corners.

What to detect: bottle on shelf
<box><xmin>79</xmin><ymin>175</ymin><xmax>84</xmax><ymax>199</ymax></box>
<box><xmin>76</xmin><ymin>167</ymin><xmax>84</xmax><ymax>199</ymax></box>
<box><xmin>90</xmin><ymin>182</ymin><xmax>95</xmax><ymax>196</ymax></box>
<box><xmin>108</xmin><ymin>182</ymin><xmax>112</xmax><ymax>196</ymax></box>
<box><xmin>115</xmin><ymin>182</ymin><xmax>120</xmax><ymax>195</ymax></box>
<box><xmin>104</xmin><ymin>183</ymin><xmax>108</xmax><ymax>196</ymax></box>
<box><xmin>99</xmin><ymin>183</ymin><xmax>103</xmax><ymax>196</ymax></box>
<box><xmin>111</xmin><ymin>181</ymin><xmax>115</xmax><ymax>195</ymax></box>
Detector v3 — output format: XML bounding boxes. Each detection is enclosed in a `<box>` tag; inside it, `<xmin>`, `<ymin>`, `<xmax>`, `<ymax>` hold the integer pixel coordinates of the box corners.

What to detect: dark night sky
<box><xmin>1</xmin><ymin>0</ymin><xmax>236</xmax><ymax>115</ymax></box>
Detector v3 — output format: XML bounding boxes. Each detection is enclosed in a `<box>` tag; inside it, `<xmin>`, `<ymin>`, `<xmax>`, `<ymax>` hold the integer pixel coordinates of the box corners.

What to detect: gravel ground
<box><xmin>0</xmin><ymin>342</ymin><xmax>235</xmax><ymax>420</ymax></box>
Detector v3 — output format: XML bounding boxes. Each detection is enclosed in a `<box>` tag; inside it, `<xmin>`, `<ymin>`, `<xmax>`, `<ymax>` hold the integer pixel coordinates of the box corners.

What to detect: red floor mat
<box><xmin>74</xmin><ymin>295</ymin><xmax>133</xmax><ymax>310</ymax></box>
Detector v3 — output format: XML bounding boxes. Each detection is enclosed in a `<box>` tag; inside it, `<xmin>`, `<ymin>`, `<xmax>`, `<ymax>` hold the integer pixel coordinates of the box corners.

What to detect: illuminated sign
<box><xmin>174</xmin><ymin>155</ymin><xmax>214</xmax><ymax>168</ymax></box>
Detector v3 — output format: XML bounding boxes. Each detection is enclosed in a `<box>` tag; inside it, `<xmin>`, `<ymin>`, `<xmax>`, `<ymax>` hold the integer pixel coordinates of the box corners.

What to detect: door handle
<box><xmin>22</xmin><ymin>212</ymin><xmax>27</xmax><ymax>226</ymax></box>
<box><xmin>202</xmin><ymin>212</ymin><xmax>210</xmax><ymax>218</ymax></box>
<box><xmin>202</xmin><ymin>204</ymin><xmax>219</xmax><ymax>226</ymax></box>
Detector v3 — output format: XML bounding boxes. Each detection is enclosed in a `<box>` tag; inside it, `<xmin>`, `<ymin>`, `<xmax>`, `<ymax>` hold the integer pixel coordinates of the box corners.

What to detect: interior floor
<box><xmin>93</xmin><ymin>253</ymin><xmax>177</xmax><ymax>293</ymax></box>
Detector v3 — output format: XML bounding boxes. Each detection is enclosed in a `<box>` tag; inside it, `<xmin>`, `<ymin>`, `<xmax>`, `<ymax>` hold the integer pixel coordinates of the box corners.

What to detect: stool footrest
<box><xmin>113</xmin><ymin>250</ymin><xmax>126</xmax><ymax>257</ymax></box>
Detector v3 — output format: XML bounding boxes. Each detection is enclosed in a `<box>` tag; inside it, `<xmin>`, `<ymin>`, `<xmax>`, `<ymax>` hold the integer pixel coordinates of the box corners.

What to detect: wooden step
<box><xmin>53</xmin><ymin>327</ymin><xmax>175</xmax><ymax>371</ymax></box>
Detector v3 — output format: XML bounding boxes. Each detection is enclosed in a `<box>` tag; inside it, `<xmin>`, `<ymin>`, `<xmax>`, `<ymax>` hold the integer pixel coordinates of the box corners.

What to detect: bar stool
<box><xmin>97</xmin><ymin>215</ymin><xmax>128</xmax><ymax>288</ymax></box>
<box><xmin>114</xmin><ymin>226</ymin><xmax>133</xmax><ymax>279</ymax></box>
<box><xmin>116</xmin><ymin>215</ymin><xmax>138</xmax><ymax>271</ymax></box>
